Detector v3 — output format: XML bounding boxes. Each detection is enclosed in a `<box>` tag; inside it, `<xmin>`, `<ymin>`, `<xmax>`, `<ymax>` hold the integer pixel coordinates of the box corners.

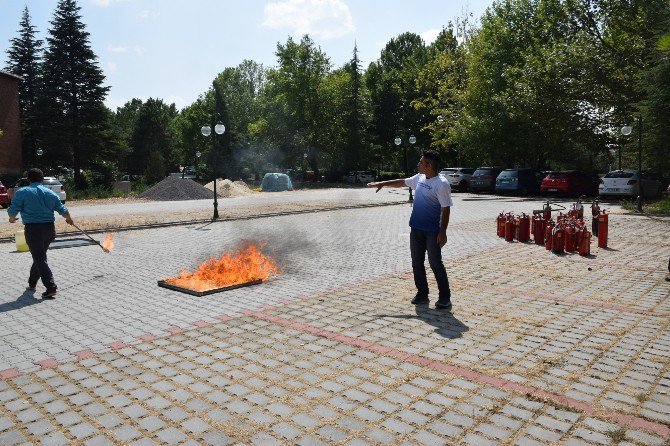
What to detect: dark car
<box><xmin>541</xmin><ymin>170</ymin><xmax>599</xmax><ymax>197</ymax></box>
<box><xmin>470</xmin><ymin>167</ymin><xmax>504</xmax><ymax>192</ymax></box>
<box><xmin>0</xmin><ymin>181</ymin><xmax>9</xmax><ymax>208</ymax></box>
<box><xmin>495</xmin><ymin>168</ymin><xmax>545</xmax><ymax>196</ymax></box>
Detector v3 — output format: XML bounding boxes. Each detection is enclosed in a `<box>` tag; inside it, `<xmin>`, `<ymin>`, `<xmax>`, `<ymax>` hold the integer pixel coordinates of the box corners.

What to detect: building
<box><xmin>0</xmin><ymin>70</ymin><xmax>23</xmax><ymax>175</ymax></box>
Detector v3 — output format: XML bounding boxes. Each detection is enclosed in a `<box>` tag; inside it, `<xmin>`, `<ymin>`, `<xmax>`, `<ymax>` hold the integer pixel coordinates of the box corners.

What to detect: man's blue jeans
<box><xmin>24</xmin><ymin>223</ymin><xmax>57</xmax><ymax>290</ymax></box>
<box><xmin>410</xmin><ymin>228</ymin><xmax>451</xmax><ymax>301</ymax></box>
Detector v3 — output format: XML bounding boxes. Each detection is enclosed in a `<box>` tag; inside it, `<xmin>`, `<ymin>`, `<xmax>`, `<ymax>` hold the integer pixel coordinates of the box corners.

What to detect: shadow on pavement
<box><xmin>0</xmin><ymin>290</ymin><xmax>44</xmax><ymax>313</ymax></box>
<box><xmin>368</xmin><ymin>305</ymin><xmax>469</xmax><ymax>339</ymax></box>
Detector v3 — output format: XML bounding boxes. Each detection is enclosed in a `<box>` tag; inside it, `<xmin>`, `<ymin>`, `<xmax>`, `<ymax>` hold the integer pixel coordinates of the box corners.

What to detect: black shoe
<box><xmin>411</xmin><ymin>294</ymin><xmax>429</xmax><ymax>305</ymax></box>
<box><xmin>435</xmin><ymin>299</ymin><xmax>452</xmax><ymax>310</ymax></box>
<box><xmin>42</xmin><ymin>289</ymin><xmax>57</xmax><ymax>299</ymax></box>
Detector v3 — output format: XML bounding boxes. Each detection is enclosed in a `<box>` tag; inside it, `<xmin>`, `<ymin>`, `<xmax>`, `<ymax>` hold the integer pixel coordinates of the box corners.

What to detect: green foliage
<box><xmin>37</xmin><ymin>0</ymin><xmax>111</xmax><ymax>188</ymax></box>
<box><xmin>4</xmin><ymin>6</ymin><xmax>42</xmax><ymax>169</ymax></box>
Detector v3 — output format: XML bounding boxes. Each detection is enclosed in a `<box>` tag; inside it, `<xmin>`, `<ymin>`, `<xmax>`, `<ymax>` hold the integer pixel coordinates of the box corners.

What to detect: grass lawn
<box><xmin>622</xmin><ymin>196</ymin><xmax>670</xmax><ymax>215</ymax></box>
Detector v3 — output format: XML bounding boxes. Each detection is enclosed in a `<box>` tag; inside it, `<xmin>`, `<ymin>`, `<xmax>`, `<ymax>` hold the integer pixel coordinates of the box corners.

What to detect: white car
<box><xmin>598</xmin><ymin>169</ymin><xmax>663</xmax><ymax>198</ymax></box>
<box><xmin>344</xmin><ymin>170</ymin><xmax>376</xmax><ymax>183</ymax></box>
<box><xmin>9</xmin><ymin>176</ymin><xmax>67</xmax><ymax>204</ymax></box>
<box><xmin>439</xmin><ymin>167</ymin><xmax>475</xmax><ymax>191</ymax></box>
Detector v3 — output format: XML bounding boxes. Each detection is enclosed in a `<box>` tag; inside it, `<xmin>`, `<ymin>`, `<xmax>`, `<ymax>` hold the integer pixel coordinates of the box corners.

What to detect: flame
<box><xmin>165</xmin><ymin>241</ymin><xmax>279</xmax><ymax>292</ymax></box>
<box><xmin>101</xmin><ymin>232</ymin><xmax>115</xmax><ymax>251</ymax></box>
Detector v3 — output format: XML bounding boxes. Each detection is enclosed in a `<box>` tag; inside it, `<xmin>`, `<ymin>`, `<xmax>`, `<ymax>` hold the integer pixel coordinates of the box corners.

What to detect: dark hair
<box><xmin>27</xmin><ymin>168</ymin><xmax>44</xmax><ymax>183</ymax></box>
<box><xmin>422</xmin><ymin>150</ymin><xmax>441</xmax><ymax>171</ymax></box>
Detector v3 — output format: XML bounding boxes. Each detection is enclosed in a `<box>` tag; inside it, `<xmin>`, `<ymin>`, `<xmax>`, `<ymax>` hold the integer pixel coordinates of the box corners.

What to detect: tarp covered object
<box><xmin>261</xmin><ymin>173</ymin><xmax>293</xmax><ymax>192</ymax></box>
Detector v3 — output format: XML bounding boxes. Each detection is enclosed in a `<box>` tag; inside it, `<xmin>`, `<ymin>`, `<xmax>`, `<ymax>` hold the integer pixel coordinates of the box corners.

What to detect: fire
<box><xmin>101</xmin><ymin>232</ymin><xmax>115</xmax><ymax>252</ymax></box>
<box><xmin>165</xmin><ymin>242</ymin><xmax>279</xmax><ymax>292</ymax></box>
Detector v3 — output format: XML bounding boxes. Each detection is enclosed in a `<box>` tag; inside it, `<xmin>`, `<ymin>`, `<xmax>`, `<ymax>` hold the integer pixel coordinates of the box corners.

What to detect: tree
<box><xmin>129</xmin><ymin>98</ymin><xmax>178</xmax><ymax>182</ymax></box>
<box><xmin>5</xmin><ymin>6</ymin><xmax>43</xmax><ymax>169</ymax></box>
<box><xmin>37</xmin><ymin>0</ymin><xmax>110</xmax><ymax>188</ymax></box>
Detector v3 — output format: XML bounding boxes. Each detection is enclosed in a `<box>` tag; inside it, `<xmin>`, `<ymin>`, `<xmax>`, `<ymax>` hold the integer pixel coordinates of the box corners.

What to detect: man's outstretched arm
<box><xmin>367</xmin><ymin>179</ymin><xmax>407</xmax><ymax>193</ymax></box>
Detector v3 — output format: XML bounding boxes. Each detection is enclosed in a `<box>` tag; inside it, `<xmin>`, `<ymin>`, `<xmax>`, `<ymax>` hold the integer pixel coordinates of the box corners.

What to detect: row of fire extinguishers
<box><xmin>496</xmin><ymin>198</ymin><xmax>609</xmax><ymax>256</ymax></box>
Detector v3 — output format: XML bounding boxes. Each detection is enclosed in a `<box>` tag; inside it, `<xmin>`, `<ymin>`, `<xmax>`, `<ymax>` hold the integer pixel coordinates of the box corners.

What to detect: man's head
<box><xmin>418</xmin><ymin>150</ymin><xmax>441</xmax><ymax>175</ymax></box>
<box><xmin>27</xmin><ymin>168</ymin><xmax>44</xmax><ymax>183</ymax></box>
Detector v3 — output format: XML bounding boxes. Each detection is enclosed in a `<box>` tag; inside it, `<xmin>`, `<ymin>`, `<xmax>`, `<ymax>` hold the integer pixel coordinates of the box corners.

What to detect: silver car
<box><xmin>8</xmin><ymin>176</ymin><xmax>67</xmax><ymax>204</ymax></box>
<box><xmin>598</xmin><ymin>169</ymin><xmax>663</xmax><ymax>198</ymax></box>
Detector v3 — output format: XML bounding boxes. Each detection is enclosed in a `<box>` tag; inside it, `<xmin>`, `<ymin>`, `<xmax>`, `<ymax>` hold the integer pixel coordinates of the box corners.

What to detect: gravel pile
<box><xmin>138</xmin><ymin>177</ymin><xmax>214</xmax><ymax>201</ymax></box>
<box><xmin>204</xmin><ymin>179</ymin><xmax>254</xmax><ymax>198</ymax></box>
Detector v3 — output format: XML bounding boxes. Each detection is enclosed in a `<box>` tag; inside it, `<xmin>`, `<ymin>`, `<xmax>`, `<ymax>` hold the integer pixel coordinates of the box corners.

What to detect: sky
<box><xmin>0</xmin><ymin>0</ymin><xmax>494</xmax><ymax>111</ymax></box>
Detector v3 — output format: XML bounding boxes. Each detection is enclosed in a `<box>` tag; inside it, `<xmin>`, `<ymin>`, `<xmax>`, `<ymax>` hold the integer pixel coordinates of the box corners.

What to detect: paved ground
<box><xmin>1</xmin><ymin>191</ymin><xmax>669</xmax><ymax>445</ymax></box>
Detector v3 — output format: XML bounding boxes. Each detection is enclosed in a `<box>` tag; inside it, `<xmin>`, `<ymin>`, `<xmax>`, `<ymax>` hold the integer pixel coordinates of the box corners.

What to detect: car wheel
<box><xmin>520</xmin><ymin>186</ymin><xmax>528</xmax><ymax>196</ymax></box>
<box><xmin>458</xmin><ymin>181</ymin><xmax>469</xmax><ymax>192</ymax></box>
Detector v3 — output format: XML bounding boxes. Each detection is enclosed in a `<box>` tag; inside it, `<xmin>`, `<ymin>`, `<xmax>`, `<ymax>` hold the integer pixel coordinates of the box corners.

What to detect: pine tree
<box><xmin>343</xmin><ymin>44</ymin><xmax>364</xmax><ymax>171</ymax></box>
<box><xmin>38</xmin><ymin>0</ymin><xmax>110</xmax><ymax>188</ymax></box>
<box><xmin>5</xmin><ymin>6</ymin><xmax>43</xmax><ymax>168</ymax></box>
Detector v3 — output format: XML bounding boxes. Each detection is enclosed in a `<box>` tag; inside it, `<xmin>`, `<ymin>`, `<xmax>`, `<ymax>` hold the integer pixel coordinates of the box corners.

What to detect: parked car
<box><xmin>540</xmin><ymin>170</ymin><xmax>599</xmax><ymax>197</ymax></box>
<box><xmin>343</xmin><ymin>170</ymin><xmax>376</xmax><ymax>184</ymax></box>
<box><xmin>0</xmin><ymin>181</ymin><xmax>9</xmax><ymax>208</ymax></box>
<box><xmin>495</xmin><ymin>168</ymin><xmax>544</xmax><ymax>196</ymax></box>
<box><xmin>8</xmin><ymin>177</ymin><xmax>67</xmax><ymax>204</ymax></box>
<box><xmin>439</xmin><ymin>167</ymin><xmax>475</xmax><ymax>191</ymax></box>
<box><xmin>598</xmin><ymin>169</ymin><xmax>663</xmax><ymax>198</ymax></box>
<box><xmin>470</xmin><ymin>167</ymin><xmax>504</xmax><ymax>193</ymax></box>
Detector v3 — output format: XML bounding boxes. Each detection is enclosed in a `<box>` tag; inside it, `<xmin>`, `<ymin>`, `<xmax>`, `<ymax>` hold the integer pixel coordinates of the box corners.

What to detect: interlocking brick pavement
<box><xmin>1</xmin><ymin>192</ymin><xmax>669</xmax><ymax>444</ymax></box>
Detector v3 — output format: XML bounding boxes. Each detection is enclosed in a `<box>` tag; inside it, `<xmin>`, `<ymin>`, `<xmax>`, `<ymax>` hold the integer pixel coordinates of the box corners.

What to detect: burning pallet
<box><xmin>158</xmin><ymin>241</ymin><xmax>278</xmax><ymax>296</ymax></box>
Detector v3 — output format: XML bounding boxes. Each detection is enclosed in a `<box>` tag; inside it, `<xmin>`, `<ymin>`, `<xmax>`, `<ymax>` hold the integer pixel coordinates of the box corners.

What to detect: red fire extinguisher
<box><xmin>497</xmin><ymin>213</ymin><xmax>506</xmax><ymax>237</ymax></box>
<box><xmin>598</xmin><ymin>211</ymin><xmax>608</xmax><ymax>248</ymax></box>
<box><xmin>591</xmin><ymin>199</ymin><xmax>600</xmax><ymax>237</ymax></box>
<box><xmin>534</xmin><ymin>216</ymin><xmax>545</xmax><ymax>245</ymax></box>
<box><xmin>552</xmin><ymin>225</ymin><xmax>565</xmax><ymax>254</ymax></box>
<box><xmin>504</xmin><ymin>215</ymin><xmax>515</xmax><ymax>242</ymax></box>
<box><xmin>578</xmin><ymin>228</ymin><xmax>591</xmax><ymax>256</ymax></box>
<box><xmin>517</xmin><ymin>213</ymin><xmax>530</xmax><ymax>243</ymax></box>
<box><xmin>565</xmin><ymin>225</ymin><xmax>576</xmax><ymax>252</ymax></box>
<box><xmin>545</xmin><ymin>221</ymin><xmax>555</xmax><ymax>250</ymax></box>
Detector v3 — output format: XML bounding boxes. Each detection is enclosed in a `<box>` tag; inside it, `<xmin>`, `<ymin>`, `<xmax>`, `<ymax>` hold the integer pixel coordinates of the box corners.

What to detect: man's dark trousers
<box><xmin>24</xmin><ymin>223</ymin><xmax>57</xmax><ymax>290</ymax></box>
<box><xmin>410</xmin><ymin>228</ymin><xmax>451</xmax><ymax>300</ymax></box>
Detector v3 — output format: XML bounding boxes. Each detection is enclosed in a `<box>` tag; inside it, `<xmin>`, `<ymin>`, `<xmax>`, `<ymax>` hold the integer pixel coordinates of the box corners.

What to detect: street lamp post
<box><xmin>621</xmin><ymin>116</ymin><xmax>643</xmax><ymax>212</ymax></box>
<box><xmin>395</xmin><ymin>136</ymin><xmax>413</xmax><ymax>203</ymax></box>
<box><xmin>36</xmin><ymin>148</ymin><xmax>43</xmax><ymax>169</ymax></box>
<box><xmin>201</xmin><ymin>121</ymin><xmax>226</xmax><ymax>220</ymax></box>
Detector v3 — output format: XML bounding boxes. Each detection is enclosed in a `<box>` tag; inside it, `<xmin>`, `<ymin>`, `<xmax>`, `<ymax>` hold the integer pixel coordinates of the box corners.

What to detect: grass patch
<box><xmin>621</xmin><ymin>196</ymin><xmax>670</xmax><ymax>215</ymax></box>
<box><xmin>606</xmin><ymin>428</ymin><xmax>627</xmax><ymax>443</ymax></box>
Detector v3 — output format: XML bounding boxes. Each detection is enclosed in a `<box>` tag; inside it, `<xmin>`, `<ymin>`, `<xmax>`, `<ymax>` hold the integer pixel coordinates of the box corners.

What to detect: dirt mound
<box><xmin>138</xmin><ymin>177</ymin><xmax>214</xmax><ymax>201</ymax></box>
<box><xmin>204</xmin><ymin>179</ymin><xmax>254</xmax><ymax>198</ymax></box>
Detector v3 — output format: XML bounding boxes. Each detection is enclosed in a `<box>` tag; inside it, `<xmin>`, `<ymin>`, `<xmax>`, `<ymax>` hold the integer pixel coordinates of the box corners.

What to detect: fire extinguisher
<box><xmin>542</xmin><ymin>201</ymin><xmax>552</xmax><ymax>220</ymax></box>
<box><xmin>591</xmin><ymin>199</ymin><xmax>600</xmax><ymax>237</ymax></box>
<box><xmin>518</xmin><ymin>213</ymin><xmax>530</xmax><ymax>242</ymax></box>
<box><xmin>545</xmin><ymin>221</ymin><xmax>555</xmax><ymax>250</ymax></box>
<box><xmin>565</xmin><ymin>225</ymin><xmax>576</xmax><ymax>252</ymax></box>
<box><xmin>552</xmin><ymin>225</ymin><xmax>565</xmax><ymax>254</ymax></box>
<box><xmin>598</xmin><ymin>211</ymin><xmax>608</xmax><ymax>248</ymax></box>
<box><xmin>534</xmin><ymin>216</ymin><xmax>545</xmax><ymax>245</ymax></box>
<box><xmin>578</xmin><ymin>228</ymin><xmax>591</xmax><ymax>256</ymax></box>
<box><xmin>497</xmin><ymin>213</ymin><xmax>506</xmax><ymax>237</ymax></box>
<box><xmin>504</xmin><ymin>215</ymin><xmax>515</xmax><ymax>242</ymax></box>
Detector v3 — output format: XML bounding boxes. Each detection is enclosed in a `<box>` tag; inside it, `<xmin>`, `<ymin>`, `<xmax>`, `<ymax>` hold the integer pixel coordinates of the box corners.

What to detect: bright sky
<box><xmin>0</xmin><ymin>0</ymin><xmax>494</xmax><ymax>111</ymax></box>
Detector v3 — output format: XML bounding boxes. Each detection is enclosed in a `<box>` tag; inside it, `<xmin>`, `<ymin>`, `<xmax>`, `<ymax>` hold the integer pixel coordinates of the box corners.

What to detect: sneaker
<box><xmin>435</xmin><ymin>299</ymin><xmax>452</xmax><ymax>310</ymax></box>
<box><xmin>26</xmin><ymin>284</ymin><xmax>37</xmax><ymax>292</ymax></box>
<box><xmin>411</xmin><ymin>294</ymin><xmax>429</xmax><ymax>305</ymax></box>
<box><xmin>41</xmin><ymin>289</ymin><xmax>57</xmax><ymax>299</ymax></box>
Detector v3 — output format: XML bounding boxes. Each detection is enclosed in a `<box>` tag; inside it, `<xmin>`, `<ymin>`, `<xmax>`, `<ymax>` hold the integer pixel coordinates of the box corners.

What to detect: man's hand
<box><xmin>65</xmin><ymin>217</ymin><xmax>74</xmax><ymax>225</ymax></box>
<box><xmin>8</xmin><ymin>215</ymin><xmax>17</xmax><ymax>223</ymax></box>
<box><xmin>437</xmin><ymin>232</ymin><xmax>447</xmax><ymax>248</ymax></box>
<box><xmin>367</xmin><ymin>182</ymin><xmax>383</xmax><ymax>193</ymax></box>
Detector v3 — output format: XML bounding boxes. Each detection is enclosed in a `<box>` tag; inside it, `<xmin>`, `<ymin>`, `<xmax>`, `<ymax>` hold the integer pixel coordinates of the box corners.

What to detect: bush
<box><xmin>377</xmin><ymin>171</ymin><xmax>405</xmax><ymax>181</ymax></box>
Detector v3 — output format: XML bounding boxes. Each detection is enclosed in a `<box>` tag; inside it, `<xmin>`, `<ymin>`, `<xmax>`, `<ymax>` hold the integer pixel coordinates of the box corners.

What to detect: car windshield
<box><xmin>547</xmin><ymin>173</ymin><xmax>566</xmax><ymax>179</ymax></box>
<box><xmin>604</xmin><ymin>171</ymin><xmax>634</xmax><ymax>179</ymax></box>
<box><xmin>498</xmin><ymin>170</ymin><xmax>518</xmax><ymax>178</ymax></box>
<box><xmin>473</xmin><ymin>169</ymin><xmax>496</xmax><ymax>176</ymax></box>
<box><xmin>43</xmin><ymin>180</ymin><xmax>62</xmax><ymax>186</ymax></box>
<box><xmin>440</xmin><ymin>169</ymin><xmax>457</xmax><ymax>175</ymax></box>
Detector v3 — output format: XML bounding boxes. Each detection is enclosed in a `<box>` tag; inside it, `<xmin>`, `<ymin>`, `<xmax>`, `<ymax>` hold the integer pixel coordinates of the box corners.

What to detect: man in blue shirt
<box><xmin>368</xmin><ymin>150</ymin><xmax>453</xmax><ymax>310</ymax></box>
<box><xmin>8</xmin><ymin>168</ymin><xmax>74</xmax><ymax>299</ymax></box>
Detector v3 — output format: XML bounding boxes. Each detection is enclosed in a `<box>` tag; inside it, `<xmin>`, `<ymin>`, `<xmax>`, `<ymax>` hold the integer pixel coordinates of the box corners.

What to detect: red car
<box><xmin>0</xmin><ymin>181</ymin><xmax>9</xmax><ymax>208</ymax></box>
<box><xmin>541</xmin><ymin>170</ymin><xmax>598</xmax><ymax>197</ymax></box>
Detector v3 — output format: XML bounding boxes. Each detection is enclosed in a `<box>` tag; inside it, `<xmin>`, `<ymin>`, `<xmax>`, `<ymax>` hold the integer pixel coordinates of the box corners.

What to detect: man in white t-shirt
<box><xmin>367</xmin><ymin>150</ymin><xmax>453</xmax><ymax>310</ymax></box>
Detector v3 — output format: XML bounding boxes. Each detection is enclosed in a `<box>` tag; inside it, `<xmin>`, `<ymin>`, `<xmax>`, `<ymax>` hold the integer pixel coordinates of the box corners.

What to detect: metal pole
<box><xmin>637</xmin><ymin>114</ymin><xmax>643</xmax><ymax>213</ymax></box>
<box><xmin>212</xmin><ymin>116</ymin><xmax>219</xmax><ymax>220</ymax></box>
<box><xmin>618</xmin><ymin>146</ymin><xmax>621</xmax><ymax>170</ymax></box>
